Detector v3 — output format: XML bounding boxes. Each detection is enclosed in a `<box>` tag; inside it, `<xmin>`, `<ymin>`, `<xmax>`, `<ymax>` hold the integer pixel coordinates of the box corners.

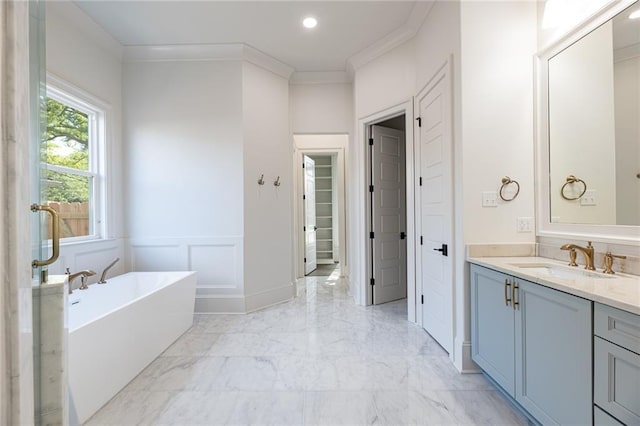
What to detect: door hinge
<box><xmin>421</xmin><ymin>295</ymin><xmax>424</xmax><ymax>304</ymax></box>
<box><xmin>419</xmin><ymin>177</ymin><xmax>423</xmax><ymax>186</ymax></box>
<box><xmin>303</xmin><ymin>194</ymin><xmax>306</xmax><ymax>200</ymax></box>
<box><xmin>420</xmin><ymin>236</ymin><xmax>423</xmax><ymax>245</ymax></box>
<box><xmin>303</xmin><ymin>226</ymin><xmax>306</xmax><ymax>232</ymax></box>
<box><xmin>304</xmin><ymin>257</ymin><xmax>307</xmax><ymax>263</ymax></box>
<box><xmin>369</xmin><ymin>138</ymin><xmax>374</xmax><ymax>146</ymax></box>
<box><xmin>369</xmin><ymin>185</ymin><xmax>374</xmax><ymax>193</ymax></box>
<box><xmin>302</xmin><ymin>162</ymin><xmax>305</xmax><ymax>168</ymax></box>
<box><xmin>400</xmin><ymin>231</ymin><xmax>406</xmax><ymax>240</ymax></box>
<box><xmin>369</xmin><ymin>231</ymin><xmax>375</xmax><ymax>239</ymax></box>
<box><xmin>370</xmin><ymin>278</ymin><xmax>375</xmax><ymax>286</ymax></box>
<box><xmin>416</xmin><ymin>117</ymin><xmax>422</xmax><ymax>127</ymax></box>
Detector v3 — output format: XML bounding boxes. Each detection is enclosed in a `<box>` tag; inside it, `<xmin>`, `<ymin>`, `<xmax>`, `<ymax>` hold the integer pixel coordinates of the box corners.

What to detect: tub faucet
<box><xmin>66</xmin><ymin>268</ymin><xmax>96</xmax><ymax>294</ymax></box>
<box><xmin>98</xmin><ymin>257</ymin><xmax>120</xmax><ymax>284</ymax></box>
<box><xmin>560</xmin><ymin>241</ymin><xmax>595</xmax><ymax>271</ymax></box>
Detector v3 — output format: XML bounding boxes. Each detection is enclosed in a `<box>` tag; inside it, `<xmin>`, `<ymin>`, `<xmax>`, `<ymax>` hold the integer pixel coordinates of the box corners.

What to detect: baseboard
<box><xmin>244</xmin><ymin>283</ymin><xmax>295</xmax><ymax>313</ymax></box>
<box><xmin>454</xmin><ymin>337</ymin><xmax>481</xmax><ymax>373</ymax></box>
<box><xmin>194</xmin><ymin>295</ymin><xmax>246</xmax><ymax>314</ymax></box>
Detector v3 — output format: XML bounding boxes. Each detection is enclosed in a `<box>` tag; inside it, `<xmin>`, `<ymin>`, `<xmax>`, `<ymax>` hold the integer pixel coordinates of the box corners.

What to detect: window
<box><xmin>45</xmin><ymin>80</ymin><xmax>107</xmax><ymax>242</ymax></box>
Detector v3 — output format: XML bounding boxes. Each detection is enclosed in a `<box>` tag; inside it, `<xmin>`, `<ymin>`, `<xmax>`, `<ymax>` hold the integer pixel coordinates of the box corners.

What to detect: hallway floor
<box><xmin>86</xmin><ymin>272</ymin><xmax>528</xmax><ymax>425</ymax></box>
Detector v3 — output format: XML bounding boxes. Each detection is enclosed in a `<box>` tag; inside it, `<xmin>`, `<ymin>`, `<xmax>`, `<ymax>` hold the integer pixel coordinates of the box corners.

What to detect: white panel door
<box><xmin>416</xmin><ymin>67</ymin><xmax>453</xmax><ymax>353</ymax></box>
<box><xmin>372</xmin><ymin>125</ymin><xmax>407</xmax><ymax>304</ymax></box>
<box><xmin>304</xmin><ymin>155</ymin><xmax>317</xmax><ymax>275</ymax></box>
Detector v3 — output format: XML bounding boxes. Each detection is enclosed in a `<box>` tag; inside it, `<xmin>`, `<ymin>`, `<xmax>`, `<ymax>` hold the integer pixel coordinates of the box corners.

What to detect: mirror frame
<box><xmin>536</xmin><ymin>0</ymin><xmax>640</xmax><ymax>244</ymax></box>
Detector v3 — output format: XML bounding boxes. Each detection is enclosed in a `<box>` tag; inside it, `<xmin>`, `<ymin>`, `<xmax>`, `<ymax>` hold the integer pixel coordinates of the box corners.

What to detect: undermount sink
<box><xmin>508</xmin><ymin>263</ymin><xmax>616</xmax><ymax>279</ymax></box>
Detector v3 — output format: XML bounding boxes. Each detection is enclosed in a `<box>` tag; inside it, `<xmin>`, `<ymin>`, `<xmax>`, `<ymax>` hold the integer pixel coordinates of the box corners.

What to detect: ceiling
<box><xmin>73</xmin><ymin>1</ymin><xmax>421</xmax><ymax>72</ymax></box>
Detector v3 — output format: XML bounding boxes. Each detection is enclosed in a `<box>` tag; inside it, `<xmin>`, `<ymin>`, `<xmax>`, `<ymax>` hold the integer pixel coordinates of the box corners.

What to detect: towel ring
<box><xmin>499</xmin><ymin>176</ymin><xmax>520</xmax><ymax>201</ymax></box>
<box><xmin>561</xmin><ymin>175</ymin><xmax>587</xmax><ymax>200</ymax></box>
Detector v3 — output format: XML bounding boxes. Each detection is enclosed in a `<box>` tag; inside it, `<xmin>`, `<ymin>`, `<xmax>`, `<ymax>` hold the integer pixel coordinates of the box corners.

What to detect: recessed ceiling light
<box><xmin>303</xmin><ymin>17</ymin><xmax>317</xmax><ymax>29</ymax></box>
<box><xmin>630</xmin><ymin>9</ymin><xmax>640</xmax><ymax>19</ymax></box>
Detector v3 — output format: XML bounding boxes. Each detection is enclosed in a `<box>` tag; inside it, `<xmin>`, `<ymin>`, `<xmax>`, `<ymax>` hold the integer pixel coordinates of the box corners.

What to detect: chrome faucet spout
<box><xmin>98</xmin><ymin>257</ymin><xmax>120</xmax><ymax>284</ymax></box>
<box><xmin>560</xmin><ymin>242</ymin><xmax>595</xmax><ymax>271</ymax></box>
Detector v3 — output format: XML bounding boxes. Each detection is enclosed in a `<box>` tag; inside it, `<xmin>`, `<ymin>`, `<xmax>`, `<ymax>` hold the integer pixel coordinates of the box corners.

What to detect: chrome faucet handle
<box><xmin>603</xmin><ymin>252</ymin><xmax>627</xmax><ymax>275</ymax></box>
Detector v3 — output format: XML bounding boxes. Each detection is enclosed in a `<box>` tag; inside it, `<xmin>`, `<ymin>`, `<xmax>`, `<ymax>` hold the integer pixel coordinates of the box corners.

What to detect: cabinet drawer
<box><xmin>594</xmin><ymin>337</ymin><xmax>640</xmax><ymax>425</ymax></box>
<box><xmin>595</xmin><ymin>303</ymin><xmax>640</xmax><ymax>354</ymax></box>
<box><xmin>594</xmin><ymin>406</ymin><xmax>624</xmax><ymax>426</ymax></box>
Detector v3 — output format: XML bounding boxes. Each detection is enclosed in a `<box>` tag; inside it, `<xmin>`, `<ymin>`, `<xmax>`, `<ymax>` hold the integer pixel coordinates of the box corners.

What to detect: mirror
<box><xmin>547</xmin><ymin>2</ymin><xmax>639</xmax><ymax>226</ymax></box>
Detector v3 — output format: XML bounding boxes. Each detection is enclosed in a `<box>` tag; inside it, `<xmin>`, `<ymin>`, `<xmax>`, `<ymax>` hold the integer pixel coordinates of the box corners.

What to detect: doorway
<box><xmin>367</xmin><ymin>116</ymin><xmax>407</xmax><ymax>305</ymax></box>
<box><xmin>293</xmin><ymin>135</ymin><xmax>347</xmax><ymax>279</ymax></box>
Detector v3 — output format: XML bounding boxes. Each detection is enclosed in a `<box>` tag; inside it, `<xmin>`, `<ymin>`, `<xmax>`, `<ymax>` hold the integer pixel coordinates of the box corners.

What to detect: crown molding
<box><xmin>289</xmin><ymin>71</ymin><xmax>352</xmax><ymax>85</ymax></box>
<box><xmin>123</xmin><ymin>43</ymin><xmax>294</xmax><ymax>79</ymax></box>
<box><xmin>347</xmin><ymin>1</ymin><xmax>434</xmax><ymax>71</ymax></box>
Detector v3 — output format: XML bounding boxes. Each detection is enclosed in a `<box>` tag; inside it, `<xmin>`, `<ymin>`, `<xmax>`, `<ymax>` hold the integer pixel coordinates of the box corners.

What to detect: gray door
<box><xmin>371</xmin><ymin>125</ymin><xmax>406</xmax><ymax>304</ymax></box>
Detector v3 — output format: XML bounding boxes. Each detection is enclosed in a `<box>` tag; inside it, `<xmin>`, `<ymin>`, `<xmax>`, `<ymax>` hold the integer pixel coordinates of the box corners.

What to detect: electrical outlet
<box><xmin>580</xmin><ymin>189</ymin><xmax>597</xmax><ymax>206</ymax></box>
<box><xmin>482</xmin><ymin>191</ymin><xmax>498</xmax><ymax>207</ymax></box>
<box><xmin>517</xmin><ymin>217</ymin><xmax>533</xmax><ymax>233</ymax></box>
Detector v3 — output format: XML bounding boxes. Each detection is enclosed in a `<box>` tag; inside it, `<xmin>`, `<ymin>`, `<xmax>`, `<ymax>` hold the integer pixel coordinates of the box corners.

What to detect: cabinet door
<box><xmin>594</xmin><ymin>336</ymin><xmax>640</xmax><ymax>425</ymax></box>
<box><xmin>515</xmin><ymin>280</ymin><xmax>592</xmax><ymax>425</ymax></box>
<box><xmin>470</xmin><ymin>265</ymin><xmax>515</xmax><ymax>395</ymax></box>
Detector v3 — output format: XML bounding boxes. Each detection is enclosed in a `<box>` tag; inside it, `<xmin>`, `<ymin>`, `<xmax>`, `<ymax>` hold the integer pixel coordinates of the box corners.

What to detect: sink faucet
<box><xmin>98</xmin><ymin>257</ymin><xmax>120</xmax><ymax>284</ymax></box>
<box><xmin>560</xmin><ymin>241</ymin><xmax>595</xmax><ymax>271</ymax></box>
<box><xmin>66</xmin><ymin>268</ymin><xmax>96</xmax><ymax>294</ymax></box>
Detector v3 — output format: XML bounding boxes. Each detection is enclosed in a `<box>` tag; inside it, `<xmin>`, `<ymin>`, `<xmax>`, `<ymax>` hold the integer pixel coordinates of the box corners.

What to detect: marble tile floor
<box><xmin>87</xmin><ymin>272</ymin><xmax>528</xmax><ymax>426</ymax></box>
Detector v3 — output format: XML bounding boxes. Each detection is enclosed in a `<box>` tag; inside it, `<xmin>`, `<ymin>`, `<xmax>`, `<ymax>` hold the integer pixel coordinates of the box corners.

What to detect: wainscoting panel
<box><xmin>127</xmin><ymin>237</ymin><xmax>244</xmax><ymax>313</ymax></box>
<box><xmin>48</xmin><ymin>239</ymin><xmax>125</xmax><ymax>285</ymax></box>
<box><xmin>130</xmin><ymin>244</ymin><xmax>184</xmax><ymax>271</ymax></box>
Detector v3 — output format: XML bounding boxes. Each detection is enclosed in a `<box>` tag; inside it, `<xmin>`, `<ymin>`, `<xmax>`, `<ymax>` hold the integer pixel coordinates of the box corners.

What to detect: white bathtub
<box><xmin>68</xmin><ymin>271</ymin><xmax>196</xmax><ymax>424</ymax></box>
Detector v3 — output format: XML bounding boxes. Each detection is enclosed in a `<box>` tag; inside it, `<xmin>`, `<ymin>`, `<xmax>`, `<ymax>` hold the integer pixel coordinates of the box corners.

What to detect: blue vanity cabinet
<box><xmin>514</xmin><ymin>278</ymin><xmax>592</xmax><ymax>425</ymax></box>
<box><xmin>470</xmin><ymin>265</ymin><xmax>516</xmax><ymax>395</ymax></box>
<box><xmin>470</xmin><ymin>264</ymin><xmax>593</xmax><ymax>425</ymax></box>
<box><xmin>594</xmin><ymin>303</ymin><xmax>640</xmax><ymax>425</ymax></box>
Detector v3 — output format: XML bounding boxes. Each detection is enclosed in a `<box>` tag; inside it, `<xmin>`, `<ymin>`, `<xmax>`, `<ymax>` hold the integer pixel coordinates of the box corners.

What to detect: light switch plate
<box><xmin>482</xmin><ymin>191</ymin><xmax>498</xmax><ymax>207</ymax></box>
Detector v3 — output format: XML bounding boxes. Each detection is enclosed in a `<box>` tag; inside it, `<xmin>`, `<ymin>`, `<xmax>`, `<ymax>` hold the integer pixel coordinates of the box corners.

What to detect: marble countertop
<box><xmin>467</xmin><ymin>256</ymin><xmax>640</xmax><ymax>316</ymax></box>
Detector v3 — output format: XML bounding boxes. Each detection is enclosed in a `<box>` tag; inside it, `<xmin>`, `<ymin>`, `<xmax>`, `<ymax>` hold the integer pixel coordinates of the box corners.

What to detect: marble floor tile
<box><xmin>304</xmin><ymin>391</ymin><xmax>378</xmax><ymax>426</ymax></box>
<box><xmin>162</xmin><ymin>329</ymin><xmax>221</xmax><ymax>357</ymax></box>
<box><xmin>84</xmin><ymin>389</ymin><xmax>174</xmax><ymax>425</ymax></box>
<box><xmin>153</xmin><ymin>391</ymin><xmax>238</xmax><ymax>425</ymax></box>
<box><xmin>372</xmin><ymin>390</ymin><xmax>458</xmax><ymax>425</ymax></box>
<box><xmin>87</xmin><ymin>275</ymin><xmax>528</xmax><ymax>425</ymax></box>
<box><xmin>436</xmin><ymin>390</ymin><xmax>530</xmax><ymax>425</ymax></box>
<box><xmin>226</xmin><ymin>391</ymin><xmax>305</xmax><ymax>425</ymax></box>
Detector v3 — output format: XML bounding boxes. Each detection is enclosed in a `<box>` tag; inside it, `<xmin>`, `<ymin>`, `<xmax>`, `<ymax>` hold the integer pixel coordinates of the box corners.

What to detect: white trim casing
<box><xmin>535</xmin><ymin>0</ymin><xmax>640</xmax><ymax>245</ymax></box>
<box><xmin>292</xmin><ymin>136</ymin><xmax>348</xmax><ymax>280</ymax></box>
<box><xmin>356</xmin><ymin>101</ymin><xmax>416</xmax><ymax>323</ymax></box>
<box><xmin>46</xmin><ymin>73</ymin><xmax>112</xmax><ymax>243</ymax></box>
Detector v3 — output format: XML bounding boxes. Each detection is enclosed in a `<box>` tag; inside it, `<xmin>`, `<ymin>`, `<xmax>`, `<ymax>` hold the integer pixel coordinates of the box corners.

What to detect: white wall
<box><xmin>242</xmin><ymin>62</ymin><xmax>294</xmax><ymax>310</ymax></box>
<box><xmin>460</xmin><ymin>1</ymin><xmax>537</xmax><ymax>242</ymax></box>
<box><xmin>123</xmin><ymin>59</ymin><xmax>246</xmax><ymax>311</ymax></box>
<box><xmin>548</xmin><ymin>21</ymin><xmax>616</xmax><ymax>224</ymax></box>
<box><xmin>289</xmin><ymin>83</ymin><xmax>353</xmax><ymax>134</ymax></box>
<box><xmin>614</xmin><ymin>55</ymin><xmax>640</xmax><ymax>225</ymax></box>
<box><xmin>351</xmin><ymin>41</ymin><xmax>416</xmax><ymax>302</ymax></box>
<box><xmin>45</xmin><ymin>1</ymin><xmax>126</xmax><ymax>280</ymax></box>
<box><xmin>349</xmin><ymin>0</ymin><xmax>537</xmax><ymax>372</ymax></box>
<box><xmin>458</xmin><ymin>0</ymin><xmax>537</xmax><ymax>372</ymax></box>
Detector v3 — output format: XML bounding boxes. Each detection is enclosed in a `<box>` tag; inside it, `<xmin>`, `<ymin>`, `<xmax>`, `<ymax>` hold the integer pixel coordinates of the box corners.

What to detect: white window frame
<box><xmin>45</xmin><ymin>74</ymin><xmax>109</xmax><ymax>244</ymax></box>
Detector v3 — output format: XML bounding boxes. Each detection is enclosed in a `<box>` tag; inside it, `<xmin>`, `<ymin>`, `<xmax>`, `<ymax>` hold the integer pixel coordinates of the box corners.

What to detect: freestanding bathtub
<box><xmin>68</xmin><ymin>271</ymin><xmax>197</xmax><ymax>424</ymax></box>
